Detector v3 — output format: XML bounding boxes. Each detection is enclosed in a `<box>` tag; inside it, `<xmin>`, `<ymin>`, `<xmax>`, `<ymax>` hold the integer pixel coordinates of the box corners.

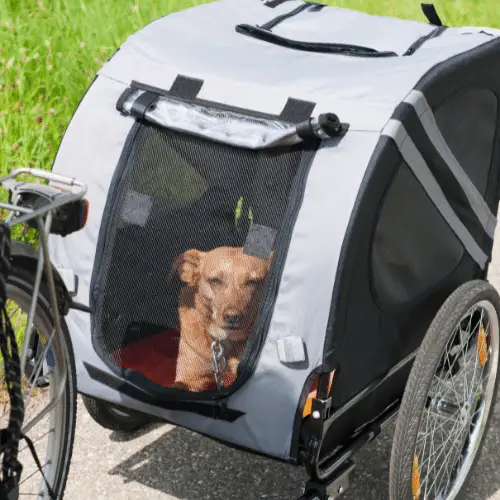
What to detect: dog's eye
<box><xmin>208</xmin><ymin>277</ymin><xmax>223</xmax><ymax>286</ymax></box>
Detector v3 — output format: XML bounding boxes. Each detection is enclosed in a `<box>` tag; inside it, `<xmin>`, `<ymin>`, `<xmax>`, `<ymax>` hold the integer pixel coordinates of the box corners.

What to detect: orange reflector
<box><xmin>412</xmin><ymin>455</ymin><xmax>420</xmax><ymax>500</ymax></box>
<box><xmin>302</xmin><ymin>371</ymin><xmax>335</xmax><ymax>418</ymax></box>
<box><xmin>478</xmin><ymin>326</ymin><xmax>488</xmax><ymax>367</ymax></box>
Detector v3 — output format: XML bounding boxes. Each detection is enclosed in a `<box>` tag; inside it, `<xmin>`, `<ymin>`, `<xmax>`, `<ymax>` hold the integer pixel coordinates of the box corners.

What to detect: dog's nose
<box><xmin>223</xmin><ymin>311</ymin><xmax>243</xmax><ymax>328</ymax></box>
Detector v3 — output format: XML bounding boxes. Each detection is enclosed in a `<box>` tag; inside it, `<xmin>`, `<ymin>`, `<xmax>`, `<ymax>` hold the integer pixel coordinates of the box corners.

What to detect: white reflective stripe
<box><xmin>382</xmin><ymin>119</ymin><xmax>488</xmax><ymax>269</ymax></box>
<box><xmin>404</xmin><ymin>90</ymin><xmax>497</xmax><ymax>238</ymax></box>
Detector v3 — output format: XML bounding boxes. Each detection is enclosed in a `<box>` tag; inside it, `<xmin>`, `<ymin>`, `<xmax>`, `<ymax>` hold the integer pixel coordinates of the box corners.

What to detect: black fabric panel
<box><xmin>323</xmin><ymin>137</ymin><xmax>480</xmax><ymax>410</ymax></box>
<box><xmin>371</xmin><ymin>162</ymin><xmax>465</xmax><ymax>306</ymax></box>
<box><xmin>434</xmin><ymin>88</ymin><xmax>498</xmax><ymax>196</ymax></box>
<box><xmin>414</xmin><ymin>37</ymin><xmax>500</xmax><ymax>109</ymax></box>
<box><xmin>413</xmin><ymin>35</ymin><xmax>500</xmax><ymax>265</ymax></box>
<box><xmin>318</xmin><ymin>355</ymin><xmax>413</xmax><ymax>459</ymax></box>
<box><xmin>319</xmin><ymin>32</ymin><xmax>500</xmax><ymax>430</ymax></box>
<box><xmin>392</xmin><ymin>102</ymin><xmax>492</xmax><ymax>256</ymax></box>
<box><xmin>168</xmin><ymin>74</ymin><xmax>204</xmax><ymax>99</ymax></box>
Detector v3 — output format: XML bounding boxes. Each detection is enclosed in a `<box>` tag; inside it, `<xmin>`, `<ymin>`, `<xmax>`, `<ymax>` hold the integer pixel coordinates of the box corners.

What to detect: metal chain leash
<box><xmin>211</xmin><ymin>339</ymin><xmax>228</xmax><ymax>391</ymax></box>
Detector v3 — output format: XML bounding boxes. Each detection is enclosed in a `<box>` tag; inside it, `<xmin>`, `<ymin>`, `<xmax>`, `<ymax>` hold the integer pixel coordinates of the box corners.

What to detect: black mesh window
<box><xmin>371</xmin><ymin>162</ymin><xmax>465</xmax><ymax>306</ymax></box>
<box><xmin>92</xmin><ymin>122</ymin><xmax>307</xmax><ymax>394</ymax></box>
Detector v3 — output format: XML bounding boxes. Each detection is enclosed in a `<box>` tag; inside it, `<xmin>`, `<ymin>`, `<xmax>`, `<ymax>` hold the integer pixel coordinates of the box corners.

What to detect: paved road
<box><xmin>64</xmin><ymin>232</ymin><xmax>500</xmax><ymax>500</ymax></box>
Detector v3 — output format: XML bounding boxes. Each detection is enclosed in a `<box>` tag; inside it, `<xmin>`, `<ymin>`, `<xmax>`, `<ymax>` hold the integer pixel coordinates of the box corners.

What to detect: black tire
<box><xmin>389</xmin><ymin>280</ymin><xmax>500</xmax><ymax>500</ymax></box>
<box><xmin>81</xmin><ymin>394</ymin><xmax>152</xmax><ymax>432</ymax></box>
<box><xmin>7</xmin><ymin>266</ymin><xmax>77</xmax><ymax>498</ymax></box>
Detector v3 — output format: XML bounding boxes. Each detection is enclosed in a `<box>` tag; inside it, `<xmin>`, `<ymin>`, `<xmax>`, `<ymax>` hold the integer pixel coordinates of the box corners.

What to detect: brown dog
<box><xmin>169</xmin><ymin>247</ymin><xmax>271</xmax><ymax>392</ymax></box>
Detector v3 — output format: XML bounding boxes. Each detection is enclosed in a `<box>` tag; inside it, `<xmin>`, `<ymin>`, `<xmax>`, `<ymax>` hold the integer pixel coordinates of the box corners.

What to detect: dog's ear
<box><xmin>179</xmin><ymin>249</ymin><xmax>206</xmax><ymax>285</ymax></box>
<box><xmin>167</xmin><ymin>249</ymin><xmax>206</xmax><ymax>286</ymax></box>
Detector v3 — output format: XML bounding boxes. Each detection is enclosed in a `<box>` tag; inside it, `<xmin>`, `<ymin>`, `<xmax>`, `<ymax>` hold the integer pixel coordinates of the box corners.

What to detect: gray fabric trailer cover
<box><xmin>48</xmin><ymin>0</ymin><xmax>500</xmax><ymax>460</ymax></box>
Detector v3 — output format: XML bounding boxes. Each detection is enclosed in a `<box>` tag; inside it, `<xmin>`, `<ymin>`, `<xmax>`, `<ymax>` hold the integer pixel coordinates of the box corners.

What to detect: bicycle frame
<box><xmin>0</xmin><ymin>167</ymin><xmax>87</xmax><ymax>432</ymax></box>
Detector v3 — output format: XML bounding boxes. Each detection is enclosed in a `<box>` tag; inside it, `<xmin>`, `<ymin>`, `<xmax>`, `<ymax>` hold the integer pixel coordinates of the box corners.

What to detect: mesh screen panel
<box><xmin>372</xmin><ymin>162</ymin><xmax>465</xmax><ymax>305</ymax></box>
<box><xmin>92</xmin><ymin>122</ymin><xmax>305</xmax><ymax>393</ymax></box>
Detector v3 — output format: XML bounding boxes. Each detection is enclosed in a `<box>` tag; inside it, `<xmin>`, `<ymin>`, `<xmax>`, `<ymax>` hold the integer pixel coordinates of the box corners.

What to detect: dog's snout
<box><xmin>223</xmin><ymin>311</ymin><xmax>243</xmax><ymax>328</ymax></box>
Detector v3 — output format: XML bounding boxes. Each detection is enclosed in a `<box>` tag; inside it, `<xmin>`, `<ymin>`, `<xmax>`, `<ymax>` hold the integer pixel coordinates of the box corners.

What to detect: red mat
<box><xmin>118</xmin><ymin>329</ymin><xmax>180</xmax><ymax>387</ymax></box>
<box><xmin>117</xmin><ymin>330</ymin><xmax>324</xmax><ymax>404</ymax></box>
<box><xmin>117</xmin><ymin>329</ymin><xmax>235</xmax><ymax>390</ymax></box>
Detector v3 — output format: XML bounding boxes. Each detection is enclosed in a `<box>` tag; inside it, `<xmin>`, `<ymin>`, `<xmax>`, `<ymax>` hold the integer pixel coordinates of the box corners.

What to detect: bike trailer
<box><xmin>47</xmin><ymin>0</ymin><xmax>500</xmax><ymax>495</ymax></box>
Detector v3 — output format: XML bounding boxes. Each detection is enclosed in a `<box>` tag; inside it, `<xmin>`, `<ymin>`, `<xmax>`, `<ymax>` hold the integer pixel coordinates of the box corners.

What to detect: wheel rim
<box><xmin>0</xmin><ymin>282</ymin><xmax>73</xmax><ymax>497</ymax></box>
<box><xmin>413</xmin><ymin>300</ymin><xmax>499</xmax><ymax>500</ymax></box>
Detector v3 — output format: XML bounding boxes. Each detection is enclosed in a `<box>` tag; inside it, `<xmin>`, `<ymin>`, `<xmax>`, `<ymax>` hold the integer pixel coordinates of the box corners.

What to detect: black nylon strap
<box><xmin>421</xmin><ymin>3</ymin><xmax>443</xmax><ymax>26</ymax></box>
<box><xmin>263</xmin><ymin>0</ymin><xmax>291</xmax><ymax>7</ymax></box>
<box><xmin>403</xmin><ymin>25</ymin><xmax>446</xmax><ymax>56</ymax></box>
<box><xmin>130</xmin><ymin>91</ymin><xmax>158</xmax><ymax>119</ymax></box>
<box><xmin>260</xmin><ymin>2</ymin><xmax>324</xmax><ymax>31</ymax></box>
<box><xmin>236</xmin><ymin>24</ymin><xmax>398</xmax><ymax>58</ymax></box>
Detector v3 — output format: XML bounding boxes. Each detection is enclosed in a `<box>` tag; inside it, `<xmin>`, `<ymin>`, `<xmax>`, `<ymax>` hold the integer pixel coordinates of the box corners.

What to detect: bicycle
<box><xmin>0</xmin><ymin>167</ymin><xmax>88</xmax><ymax>499</ymax></box>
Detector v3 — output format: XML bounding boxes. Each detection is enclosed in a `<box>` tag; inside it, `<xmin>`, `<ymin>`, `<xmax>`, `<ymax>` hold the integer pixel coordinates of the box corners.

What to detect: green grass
<box><xmin>0</xmin><ymin>0</ymin><xmax>499</xmax><ymax>243</ymax></box>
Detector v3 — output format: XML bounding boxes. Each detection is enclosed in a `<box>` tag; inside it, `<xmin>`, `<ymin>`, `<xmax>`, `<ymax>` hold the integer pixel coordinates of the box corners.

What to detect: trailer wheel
<box><xmin>389</xmin><ymin>280</ymin><xmax>500</xmax><ymax>500</ymax></box>
<box><xmin>82</xmin><ymin>394</ymin><xmax>153</xmax><ymax>432</ymax></box>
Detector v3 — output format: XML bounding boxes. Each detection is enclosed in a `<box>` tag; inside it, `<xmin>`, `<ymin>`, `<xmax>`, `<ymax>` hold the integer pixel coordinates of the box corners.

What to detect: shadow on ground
<box><xmin>108</xmin><ymin>400</ymin><xmax>500</xmax><ymax>500</ymax></box>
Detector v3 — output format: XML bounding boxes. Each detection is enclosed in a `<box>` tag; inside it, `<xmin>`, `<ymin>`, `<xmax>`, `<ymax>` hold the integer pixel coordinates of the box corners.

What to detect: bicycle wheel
<box><xmin>1</xmin><ymin>266</ymin><xmax>77</xmax><ymax>498</ymax></box>
<box><xmin>389</xmin><ymin>280</ymin><xmax>500</xmax><ymax>500</ymax></box>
